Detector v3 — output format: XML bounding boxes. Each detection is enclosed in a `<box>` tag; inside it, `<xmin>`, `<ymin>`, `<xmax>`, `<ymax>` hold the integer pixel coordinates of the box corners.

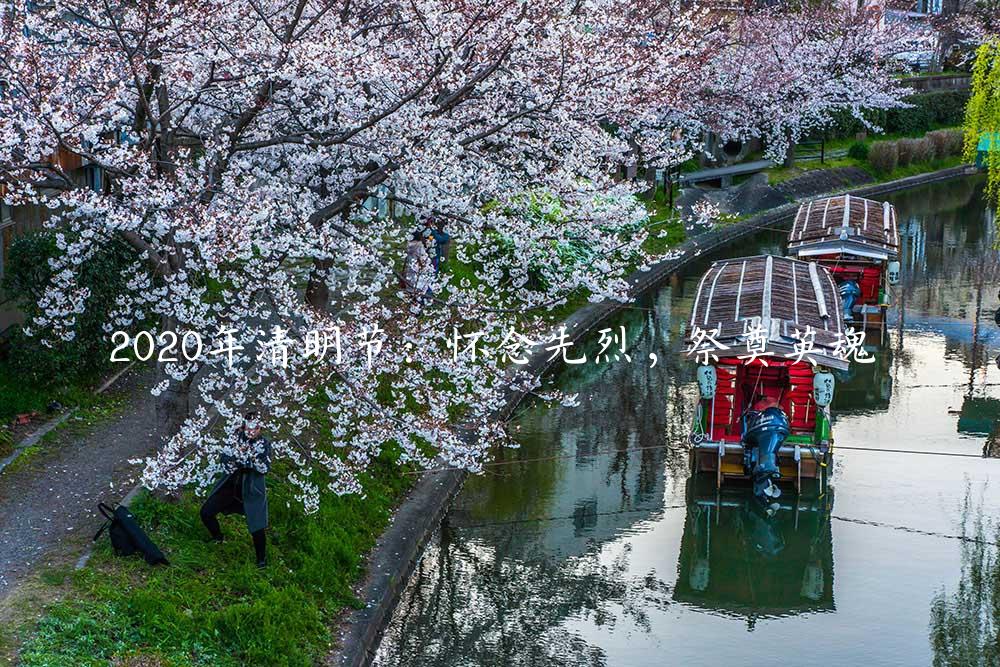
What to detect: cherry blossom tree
<box><xmin>696</xmin><ymin>3</ymin><xmax>911</xmax><ymax>166</ymax></box>
<box><xmin>0</xmin><ymin>0</ymin><xmax>908</xmax><ymax>509</ymax></box>
<box><xmin>934</xmin><ymin>0</ymin><xmax>1000</xmax><ymax>65</ymax></box>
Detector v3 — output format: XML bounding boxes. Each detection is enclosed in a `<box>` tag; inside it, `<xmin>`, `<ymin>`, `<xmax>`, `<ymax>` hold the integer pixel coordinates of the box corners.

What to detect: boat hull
<box><xmin>689</xmin><ymin>438</ymin><xmax>831</xmax><ymax>494</ymax></box>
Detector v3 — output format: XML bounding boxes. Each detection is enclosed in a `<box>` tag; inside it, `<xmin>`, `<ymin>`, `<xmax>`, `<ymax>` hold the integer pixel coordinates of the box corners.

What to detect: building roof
<box><xmin>685</xmin><ymin>254</ymin><xmax>849</xmax><ymax>370</ymax></box>
<box><xmin>787</xmin><ymin>194</ymin><xmax>899</xmax><ymax>261</ymax></box>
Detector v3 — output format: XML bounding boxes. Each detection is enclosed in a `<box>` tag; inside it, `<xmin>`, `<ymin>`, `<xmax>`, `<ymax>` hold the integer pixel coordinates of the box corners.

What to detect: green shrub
<box><xmin>823</xmin><ymin>107</ymin><xmax>886</xmax><ymax>140</ymax></box>
<box><xmin>926</xmin><ymin>128</ymin><xmax>965</xmax><ymax>158</ymax></box>
<box><xmin>921</xmin><ymin>90</ymin><xmax>970</xmax><ymax>126</ymax></box>
<box><xmin>869</xmin><ymin>141</ymin><xmax>899</xmax><ymax>173</ymax></box>
<box><xmin>887</xmin><ymin>103</ymin><xmax>934</xmax><ymax>136</ymax></box>
<box><xmin>896</xmin><ymin>138</ymin><xmax>918</xmax><ymax>166</ymax></box>
<box><xmin>911</xmin><ymin>136</ymin><xmax>935</xmax><ymax>163</ymax></box>
<box><xmin>847</xmin><ymin>141</ymin><xmax>870</xmax><ymax>161</ymax></box>
<box><xmin>821</xmin><ymin>91</ymin><xmax>968</xmax><ymax>142</ymax></box>
<box><xmin>0</xmin><ymin>425</ymin><xmax>12</xmax><ymax>457</ymax></box>
<box><xmin>1</xmin><ymin>231</ymin><xmax>134</xmax><ymax>388</ymax></box>
<box><xmin>885</xmin><ymin>91</ymin><xmax>971</xmax><ymax>136</ymax></box>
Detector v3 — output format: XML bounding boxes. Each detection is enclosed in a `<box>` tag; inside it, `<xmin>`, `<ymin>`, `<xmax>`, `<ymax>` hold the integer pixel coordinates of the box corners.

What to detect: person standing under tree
<box><xmin>403</xmin><ymin>229</ymin><xmax>433</xmax><ymax>304</ymax></box>
<box><xmin>200</xmin><ymin>411</ymin><xmax>271</xmax><ymax>568</ymax></box>
<box><xmin>423</xmin><ymin>217</ymin><xmax>451</xmax><ymax>272</ymax></box>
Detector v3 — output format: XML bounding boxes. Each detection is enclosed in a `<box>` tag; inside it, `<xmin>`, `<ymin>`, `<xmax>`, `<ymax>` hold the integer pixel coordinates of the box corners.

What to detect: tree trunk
<box><xmin>155</xmin><ymin>364</ymin><xmax>192</xmax><ymax>439</ymax></box>
<box><xmin>783</xmin><ymin>129</ymin><xmax>796</xmax><ymax>169</ymax></box>
<box><xmin>154</xmin><ymin>314</ymin><xmax>191</xmax><ymax>438</ymax></box>
<box><xmin>306</xmin><ymin>258</ymin><xmax>333</xmax><ymax>311</ymax></box>
<box><xmin>936</xmin><ymin>0</ymin><xmax>962</xmax><ymax>71</ymax></box>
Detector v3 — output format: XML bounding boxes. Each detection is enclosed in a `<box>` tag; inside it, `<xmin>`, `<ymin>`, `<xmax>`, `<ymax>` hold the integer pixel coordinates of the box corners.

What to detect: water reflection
<box><xmin>675</xmin><ymin>479</ymin><xmax>834</xmax><ymax>628</ymax></box>
<box><xmin>929</xmin><ymin>488</ymin><xmax>1000</xmax><ymax>667</ymax></box>
<box><xmin>375</xmin><ymin>175</ymin><xmax>1000</xmax><ymax>667</ymax></box>
<box><xmin>833</xmin><ymin>344</ymin><xmax>893</xmax><ymax>414</ymax></box>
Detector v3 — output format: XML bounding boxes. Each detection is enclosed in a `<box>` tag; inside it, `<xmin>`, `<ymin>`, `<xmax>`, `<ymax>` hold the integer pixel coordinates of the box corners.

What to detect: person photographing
<box><xmin>200</xmin><ymin>411</ymin><xmax>271</xmax><ymax>568</ymax></box>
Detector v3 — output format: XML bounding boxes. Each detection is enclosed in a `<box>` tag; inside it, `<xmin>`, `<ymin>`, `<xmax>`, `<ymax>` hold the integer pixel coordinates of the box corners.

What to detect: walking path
<box><xmin>0</xmin><ymin>367</ymin><xmax>157</xmax><ymax>598</ymax></box>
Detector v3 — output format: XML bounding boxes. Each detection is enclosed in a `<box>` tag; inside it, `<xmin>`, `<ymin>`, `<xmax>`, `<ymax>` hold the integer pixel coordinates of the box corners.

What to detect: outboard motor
<box><xmin>839</xmin><ymin>280</ymin><xmax>861</xmax><ymax>322</ymax></box>
<box><xmin>743</xmin><ymin>405</ymin><xmax>790</xmax><ymax>501</ymax></box>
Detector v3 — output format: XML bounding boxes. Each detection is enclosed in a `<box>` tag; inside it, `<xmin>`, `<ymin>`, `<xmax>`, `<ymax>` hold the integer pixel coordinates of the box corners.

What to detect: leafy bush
<box><xmin>911</xmin><ymin>136</ymin><xmax>935</xmax><ymax>163</ymax></box>
<box><xmin>887</xmin><ymin>104</ymin><xmax>934</xmax><ymax>137</ymax></box>
<box><xmin>896</xmin><ymin>138</ymin><xmax>918</xmax><ymax>166</ymax></box>
<box><xmin>885</xmin><ymin>91</ymin><xmax>971</xmax><ymax>136</ymax></box>
<box><xmin>921</xmin><ymin>90</ymin><xmax>970</xmax><ymax>126</ymax></box>
<box><xmin>1</xmin><ymin>231</ymin><xmax>135</xmax><ymax>388</ymax></box>
<box><xmin>869</xmin><ymin>141</ymin><xmax>899</xmax><ymax>173</ymax></box>
<box><xmin>821</xmin><ymin>91</ymin><xmax>968</xmax><ymax>142</ymax></box>
<box><xmin>847</xmin><ymin>141</ymin><xmax>870</xmax><ymax>161</ymax></box>
<box><xmin>822</xmin><ymin>107</ymin><xmax>886</xmax><ymax>140</ymax></box>
<box><xmin>926</xmin><ymin>129</ymin><xmax>965</xmax><ymax>158</ymax></box>
<box><xmin>0</xmin><ymin>425</ymin><xmax>12</xmax><ymax>457</ymax></box>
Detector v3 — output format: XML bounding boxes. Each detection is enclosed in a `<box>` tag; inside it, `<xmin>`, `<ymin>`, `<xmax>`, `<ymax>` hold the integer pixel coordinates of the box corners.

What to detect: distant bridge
<box><xmin>678</xmin><ymin>159</ymin><xmax>775</xmax><ymax>187</ymax></box>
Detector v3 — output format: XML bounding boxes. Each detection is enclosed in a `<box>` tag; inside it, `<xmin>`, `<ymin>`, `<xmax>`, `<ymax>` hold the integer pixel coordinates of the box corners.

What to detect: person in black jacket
<box><xmin>200</xmin><ymin>411</ymin><xmax>271</xmax><ymax>567</ymax></box>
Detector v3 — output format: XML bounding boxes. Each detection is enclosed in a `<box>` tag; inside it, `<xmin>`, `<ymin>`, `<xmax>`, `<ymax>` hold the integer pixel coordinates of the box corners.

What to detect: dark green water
<box><xmin>375</xmin><ymin>176</ymin><xmax>1000</xmax><ymax>667</ymax></box>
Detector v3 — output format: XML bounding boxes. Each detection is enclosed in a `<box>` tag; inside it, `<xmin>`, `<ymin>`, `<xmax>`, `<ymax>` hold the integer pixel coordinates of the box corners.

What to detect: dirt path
<box><xmin>0</xmin><ymin>367</ymin><xmax>157</xmax><ymax>598</ymax></box>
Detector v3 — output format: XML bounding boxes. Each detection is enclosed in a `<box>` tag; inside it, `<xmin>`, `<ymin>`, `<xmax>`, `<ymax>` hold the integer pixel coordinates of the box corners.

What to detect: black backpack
<box><xmin>94</xmin><ymin>502</ymin><xmax>169</xmax><ymax>566</ymax></box>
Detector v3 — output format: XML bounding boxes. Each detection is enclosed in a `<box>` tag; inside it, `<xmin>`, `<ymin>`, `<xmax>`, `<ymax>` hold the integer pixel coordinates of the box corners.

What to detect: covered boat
<box><xmin>686</xmin><ymin>255</ymin><xmax>849</xmax><ymax>500</ymax></box>
<box><xmin>787</xmin><ymin>194</ymin><xmax>900</xmax><ymax>338</ymax></box>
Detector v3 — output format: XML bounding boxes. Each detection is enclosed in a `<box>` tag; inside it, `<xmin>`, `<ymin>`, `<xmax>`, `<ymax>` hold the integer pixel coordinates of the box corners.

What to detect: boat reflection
<box><xmin>674</xmin><ymin>477</ymin><xmax>835</xmax><ymax>628</ymax></box>
<box><xmin>833</xmin><ymin>343</ymin><xmax>893</xmax><ymax>414</ymax></box>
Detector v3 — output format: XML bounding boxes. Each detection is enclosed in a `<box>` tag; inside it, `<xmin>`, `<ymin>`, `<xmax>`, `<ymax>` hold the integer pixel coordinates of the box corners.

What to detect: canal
<box><xmin>374</xmin><ymin>175</ymin><xmax>1000</xmax><ymax>667</ymax></box>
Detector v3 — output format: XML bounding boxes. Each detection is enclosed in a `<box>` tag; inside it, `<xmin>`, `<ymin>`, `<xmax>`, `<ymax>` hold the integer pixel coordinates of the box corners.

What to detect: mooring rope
<box><xmin>406</xmin><ymin>440</ymin><xmax>997</xmax><ymax>475</ymax></box>
<box><xmin>448</xmin><ymin>503</ymin><xmax>996</xmax><ymax>546</ymax></box>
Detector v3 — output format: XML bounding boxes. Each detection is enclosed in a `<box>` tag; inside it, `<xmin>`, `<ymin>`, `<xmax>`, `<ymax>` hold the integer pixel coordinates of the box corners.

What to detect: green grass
<box><xmin>0</xmin><ymin>366</ymin><xmax>128</xmax><ymax>463</ymax></box>
<box><xmin>872</xmin><ymin>154</ymin><xmax>965</xmax><ymax>181</ymax></box>
<box><xmin>14</xmin><ymin>454</ymin><xmax>412</xmax><ymax>667</ymax></box>
<box><xmin>764</xmin><ymin>148</ymin><xmax>965</xmax><ymax>186</ymax></box>
<box><xmin>536</xmin><ymin>188</ymin><xmax>686</xmax><ymax>324</ymax></box>
<box><xmin>897</xmin><ymin>69</ymin><xmax>967</xmax><ymax>79</ymax></box>
<box><xmin>0</xmin><ymin>362</ymin><xmax>105</xmax><ymax>426</ymax></box>
<box><xmin>756</xmin><ymin>123</ymin><xmax>967</xmax><ymax>187</ymax></box>
<box><xmin>641</xmin><ymin>185</ymin><xmax>686</xmax><ymax>256</ymax></box>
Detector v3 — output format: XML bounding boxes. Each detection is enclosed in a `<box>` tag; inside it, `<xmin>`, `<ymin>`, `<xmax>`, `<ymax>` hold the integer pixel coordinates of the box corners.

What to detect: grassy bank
<box><xmin>764</xmin><ymin>124</ymin><xmax>966</xmax><ymax>186</ymax></box>
<box><xmin>766</xmin><ymin>152</ymin><xmax>965</xmax><ymax>186</ymax></box>
<box><xmin>0</xmin><ymin>363</ymin><xmax>116</xmax><ymax>460</ymax></box>
<box><xmin>8</xmin><ymin>452</ymin><xmax>411</xmax><ymax>667</ymax></box>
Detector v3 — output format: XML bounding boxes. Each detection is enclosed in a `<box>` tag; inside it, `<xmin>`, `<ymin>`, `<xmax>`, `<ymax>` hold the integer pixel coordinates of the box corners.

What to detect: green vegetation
<box><xmin>14</xmin><ymin>453</ymin><xmax>412</xmax><ymax>667</ymax></box>
<box><xmin>0</xmin><ymin>231</ymin><xmax>135</xmax><ymax>424</ymax></box>
<box><xmin>898</xmin><ymin>70</ymin><xmax>967</xmax><ymax>79</ymax></box>
<box><xmin>929</xmin><ymin>487</ymin><xmax>1000</xmax><ymax>666</ymax></box>
<box><xmin>817</xmin><ymin>90</ymin><xmax>970</xmax><ymax>142</ymax></box>
<box><xmin>641</xmin><ymin>183</ymin><xmax>686</xmax><ymax>257</ymax></box>
<box><xmin>766</xmin><ymin>126</ymin><xmax>965</xmax><ymax>186</ymax></box>
<box><xmin>847</xmin><ymin>141</ymin><xmax>869</xmax><ymax>161</ymax></box>
<box><xmin>962</xmin><ymin>39</ymin><xmax>1000</xmax><ymax>205</ymax></box>
<box><xmin>0</xmin><ymin>422</ymin><xmax>13</xmax><ymax>459</ymax></box>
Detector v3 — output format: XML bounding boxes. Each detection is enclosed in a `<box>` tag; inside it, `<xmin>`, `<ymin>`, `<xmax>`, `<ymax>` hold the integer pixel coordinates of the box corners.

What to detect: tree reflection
<box><xmin>929</xmin><ymin>488</ymin><xmax>1000</xmax><ymax>667</ymax></box>
<box><xmin>376</xmin><ymin>300</ymin><xmax>690</xmax><ymax>667</ymax></box>
<box><xmin>375</xmin><ymin>522</ymin><xmax>671</xmax><ymax>667</ymax></box>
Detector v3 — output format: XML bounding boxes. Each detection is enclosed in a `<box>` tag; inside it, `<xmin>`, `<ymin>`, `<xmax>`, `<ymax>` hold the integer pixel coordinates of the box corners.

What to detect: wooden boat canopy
<box><xmin>787</xmin><ymin>194</ymin><xmax>899</xmax><ymax>261</ymax></box>
<box><xmin>686</xmin><ymin>255</ymin><xmax>848</xmax><ymax>370</ymax></box>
